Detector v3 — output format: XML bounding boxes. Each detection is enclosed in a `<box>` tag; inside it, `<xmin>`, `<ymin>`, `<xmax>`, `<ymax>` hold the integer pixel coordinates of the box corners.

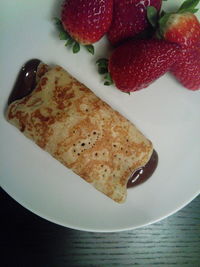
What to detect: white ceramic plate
<box><xmin>0</xmin><ymin>0</ymin><xmax>200</xmax><ymax>232</ymax></box>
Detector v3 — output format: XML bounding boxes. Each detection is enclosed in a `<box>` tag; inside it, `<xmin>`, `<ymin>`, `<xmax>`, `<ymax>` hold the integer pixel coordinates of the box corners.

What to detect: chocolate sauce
<box><xmin>127</xmin><ymin>150</ymin><xmax>158</xmax><ymax>188</ymax></box>
<box><xmin>8</xmin><ymin>59</ymin><xmax>41</xmax><ymax>105</ymax></box>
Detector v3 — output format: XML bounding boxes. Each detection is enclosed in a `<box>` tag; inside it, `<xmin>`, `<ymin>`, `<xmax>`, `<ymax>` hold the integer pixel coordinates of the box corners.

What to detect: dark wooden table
<box><xmin>1</xmin><ymin>187</ymin><xmax>199</xmax><ymax>267</ymax></box>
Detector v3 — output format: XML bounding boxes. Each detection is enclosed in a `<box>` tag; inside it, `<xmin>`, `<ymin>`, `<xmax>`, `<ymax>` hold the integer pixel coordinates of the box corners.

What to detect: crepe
<box><xmin>6</xmin><ymin>63</ymin><xmax>153</xmax><ymax>203</ymax></box>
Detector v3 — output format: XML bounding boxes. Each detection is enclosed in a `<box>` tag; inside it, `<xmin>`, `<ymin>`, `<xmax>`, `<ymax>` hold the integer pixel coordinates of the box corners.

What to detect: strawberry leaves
<box><xmin>54</xmin><ymin>17</ymin><xmax>65</xmax><ymax>33</ymax></box>
<box><xmin>178</xmin><ymin>0</ymin><xmax>200</xmax><ymax>14</ymax></box>
<box><xmin>147</xmin><ymin>6</ymin><xmax>159</xmax><ymax>28</ymax></box>
<box><xmin>72</xmin><ymin>42</ymin><xmax>80</xmax><ymax>53</ymax></box>
<box><xmin>85</xmin><ymin>45</ymin><xmax>95</xmax><ymax>55</ymax></box>
<box><xmin>54</xmin><ymin>17</ymin><xmax>94</xmax><ymax>54</ymax></box>
<box><xmin>158</xmin><ymin>13</ymin><xmax>171</xmax><ymax>36</ymax></box>
<box><xmin>96</xmin><ymin>58</ymin><xmax>108</xmax><ymax>74</ymax></box>
<box><xmin>59</xmin><ymin>31</ymin><xmax>70</xmax><ymax>40</ymax></box>
<box><xmin>96</xmin><ymin>58</ymin><xmax>113</xmax><ymax>85</ymax></box>
<box><xmin>104</xmin><ymin>73</ymin><xmax>113</xmax><ymax>86</ymax></box>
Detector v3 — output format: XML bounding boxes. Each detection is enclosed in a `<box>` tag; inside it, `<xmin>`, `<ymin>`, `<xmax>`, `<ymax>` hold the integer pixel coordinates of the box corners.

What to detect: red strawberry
<box><xmin>107</xmin><ymin>0</ymin><xmax>162</xmax><ymax>46</ymax></box>
<box><xmin>158</xmin><ymin>0</ymin><xmax>200</xmax><ymax>48</ymax></box>
<box><xmin>61</xmin><ymin>0</ymin><xmax>113</xmax><ymax>45</ymax></box>
<box><xmin>108</xmin><ymin>39</ymin><xmax>180</xmax><ymax>92</ymax></box>
<box><xmin>171</xmin><ymin>46</ymin><xmax>200</xmax><ymax>90</ymax></box>
<box><xmin>157</xmin><ymin>0</ymin><xmax>200</xmax><ymax>90</ymax></box>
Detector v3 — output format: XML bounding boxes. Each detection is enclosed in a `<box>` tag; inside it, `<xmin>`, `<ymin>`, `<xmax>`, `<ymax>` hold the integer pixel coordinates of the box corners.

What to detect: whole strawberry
<box><xmin>157</xmin><ymin>0</ymin><xmax>200</xmax><ymax>90</ymax></box>
<box><xmin>107</xmin><ymin>0</ymin><xmax>162</xmax><ymax>46</ymax></box>
<box><xmin>171</xmin><ymin>46</ymin><xmax>200</xmax><ymax>90</ymax></box>
<box><xmin>61</xmin><ymin>0</ymin><xmax>113</xmax><ymax>45</ymax></box>
<box><xmin>107</xmin><ymin>39</ymin><xmax>180</xmax><ymax>92</ymax></box>
<box><xmin>158</xmin><ymin>0</ymin><xmax>200</xmax><ymax>48</ymax></box>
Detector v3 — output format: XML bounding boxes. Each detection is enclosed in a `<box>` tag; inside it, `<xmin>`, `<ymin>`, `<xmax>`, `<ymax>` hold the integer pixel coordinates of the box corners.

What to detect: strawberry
<box><xmin>107</xmin><ymin>0</ymin><xmax>162</xmax><ymax>46</ymax></box>
<box><xmin>97</xmin><ymin>39</ymin><xmax>180</xmax><ymax>92</ymax></box>
<box><xmin>156</xmin><ymin>0</ymin><xmax>200</xmax><ymax>90</ymax></box>
<box><xmin>61</xmin><ymin>0</ymin><xmax>113</xmax><ymax>45</ymax></box>
<box><xmin>158</xmin><ymin>0</ymin><xmax>200</xmax><ymax>48</ymax></box>
<box><xmin>171</xmin><ymin>46</ymin><xmax>200</xmax><ymax>90</ymax></box>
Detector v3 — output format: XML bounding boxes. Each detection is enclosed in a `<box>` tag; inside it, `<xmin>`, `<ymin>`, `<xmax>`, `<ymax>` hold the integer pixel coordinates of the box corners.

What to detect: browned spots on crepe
<box><xmin>40</xmin><ymin>77</ymin><xmax>48</xmax><ymax>86</ymax></box>
<box><xmin>36</xmin><ymin>63</ymin><xmax>50</xmax><ymax>80</ymax></box>
<box><xmin>53</xmin><ymin>85</ymin><xmax>75</xmax><ymax>110</ymax></box>
<box><xmin>30</xmin><ymin>109</ymin><xmax>55</xmax><ymax>148</ymax></box>
<box><xmin>6</xmin><ymin>64</ymin><xmax>153</xmax><ymax>203</ymax></box>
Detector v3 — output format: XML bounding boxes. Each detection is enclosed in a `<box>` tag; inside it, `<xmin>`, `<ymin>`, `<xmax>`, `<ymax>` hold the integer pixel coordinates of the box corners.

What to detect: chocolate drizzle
<box><xmin>8</xmin><ymin>59</ymin><xmax>41</xmax><ymax>105</ymax></box>
<box><xmin>127</xmin><ymin>150</ymin><xmax>158</xmax><ymax>188</ymax></box>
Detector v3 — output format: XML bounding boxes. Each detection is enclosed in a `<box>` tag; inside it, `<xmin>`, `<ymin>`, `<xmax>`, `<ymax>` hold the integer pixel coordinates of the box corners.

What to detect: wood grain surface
<box><xmin>1</xmin><ymin>187</ymin><xmax>199</xmax><ymax>267</ymax></box>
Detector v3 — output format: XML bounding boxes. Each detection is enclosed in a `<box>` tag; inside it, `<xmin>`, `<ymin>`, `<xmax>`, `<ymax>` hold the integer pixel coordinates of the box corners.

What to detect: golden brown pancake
<box><xmin>6</xmin><ymin>63</ymin><xmax>153</xmax><ymax>203</ymax></box>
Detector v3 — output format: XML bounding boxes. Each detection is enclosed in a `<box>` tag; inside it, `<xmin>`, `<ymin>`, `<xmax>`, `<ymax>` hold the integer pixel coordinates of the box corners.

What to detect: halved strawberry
<box><xmin>97</xmin><ymin>39</ymin><xmax>180</xmax><ymax>92</ymax></box>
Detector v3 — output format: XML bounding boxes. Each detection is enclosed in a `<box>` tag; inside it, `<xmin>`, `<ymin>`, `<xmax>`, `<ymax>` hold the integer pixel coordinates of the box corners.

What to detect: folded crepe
<box><xmin>6</xmin><ymin>63</ymin><xmax>153</xmax><ymax>203</ymax></box>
